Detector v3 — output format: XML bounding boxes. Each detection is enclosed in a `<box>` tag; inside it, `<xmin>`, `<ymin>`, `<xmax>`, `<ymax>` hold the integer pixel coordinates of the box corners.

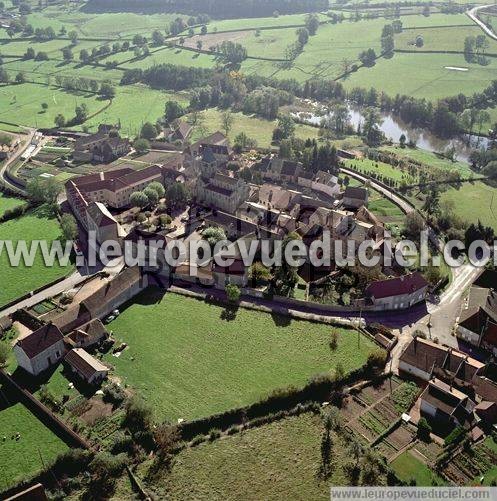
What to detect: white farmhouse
<box><xmin>14</xmin><ymin>323</ymin><xmax>65</xmax><ymax>376</ymax></box>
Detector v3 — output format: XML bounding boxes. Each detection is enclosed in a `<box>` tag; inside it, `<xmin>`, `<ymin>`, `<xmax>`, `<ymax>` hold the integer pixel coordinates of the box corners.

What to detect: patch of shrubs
<box><xmin>209</xmin><ymin>428</ymin><xmax>221</xmax><ymax>441</ymax></box>
<box><xmin>444</xmin><ymin>425</ymin><xmax>466</xmax><ymax>447</ymax></box>
<box><xmin>102</xmin><ymin>382</ymin><xmax>126</xmax><ymax>408</ymax></box>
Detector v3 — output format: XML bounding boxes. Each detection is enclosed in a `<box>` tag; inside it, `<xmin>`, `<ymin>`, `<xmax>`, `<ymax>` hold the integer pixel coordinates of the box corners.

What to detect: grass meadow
<box><xmin>0</xmin><ymin>205</ymin><xmax>72</xmax><ymax>306</ymax></box>
<box><xmin>205</xmin><ymin>12</ymin><xmax>328</xmax><ymax>33</ymax></box>
<box><xmin>0</xmin><ymin>400</ymin><xmax>69</xmax><ymax>491</ymax></box>
<box><xmin>0</xmin><ymin>82</ymin><xmax>106</xmax><ymax>129</ymax></box>
<box><xmin>0</xmin><ymin>192</ymin><xmax>25</xmax><ymax>217</ymax></box>
<box><xmin>140</xmin><ymin>412</ymin><xmax>381</xmax><ymax>499</ymax></box>
<box><xmin>441</xmin><ymin>180</ymin><xmax>497</xmax><ymax>231</ymax></box>
<box><xmin>77</xmin><ymin>85</ymin><xmax>189</xmax><ymax>136</ymax></box>
<box><xmin>400</xmin><ymin>12</ymin><xmax>474</xmax><ymax>28</ymax></box>
<box><xmin>187</xmin><ymin>108</ymin><xmax>319</xmax><ymax>148</ymax></box>
<box><xmin>342</xmin><ymin>52</ymin><xmax>497</xmax><ymax>100</ymax></box>
<box><xmin>395</xmin><ymin>25</ymin><xmax>491</xmax><ymax>52</ymax></box>
<box><xmin>380</xmin><ymin>146</ymin><xmax>473</xmax><ymax>177</ymax></box>
<box><xmin>391</xmin><ymin>450</ymin><xmax>445</xmax><ymax>486</ymax></box>
<box><xmin>104</xmin><ymin>289</ymin><xmax>376</xmax><ymax>421</ymax></box>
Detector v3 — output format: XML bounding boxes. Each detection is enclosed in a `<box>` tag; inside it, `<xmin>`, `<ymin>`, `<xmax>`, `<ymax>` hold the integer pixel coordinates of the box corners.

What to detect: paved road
<box><xmin>341</xmin><ymin>167</ymin><xmax>414</xmax><ymax>214</ymax></box>
<box><xmin>467</xmin><ymin>4</ymin><xmax>497</xmax><ymax>41</ymax></box>
<box><xmin>341</xmin><ymin>167</ymin><xmax>481</xmax><ymax>350</ymax></box>
<box><xmin>0</xmin><ymin>127</ymin><xmax>35</xmax><ymax>192</ymax></box>
<box><xmin>0</xmin><ymin>257</ymin><xmax>124</xmax><ymax>318</ymax></box>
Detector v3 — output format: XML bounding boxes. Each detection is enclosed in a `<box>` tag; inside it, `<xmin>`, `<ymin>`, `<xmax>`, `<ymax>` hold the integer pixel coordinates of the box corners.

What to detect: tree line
<box><xmin>121</xmin><ymin>60</ymin><xmax>497</xmax><ymax>141</ymax></box>
<box><xmin>83</xmin><ymin>0</ymin><xmax>327</xmax><ymax>18</ymax></box>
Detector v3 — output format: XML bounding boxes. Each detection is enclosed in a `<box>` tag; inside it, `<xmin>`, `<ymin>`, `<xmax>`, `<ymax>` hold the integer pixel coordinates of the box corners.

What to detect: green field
<box><xmin>400</xmin><ymin>13</ymin><xmax>474</xmax><ymax>28</ymax></box>
<box><xmin>0</xmin><ymin>82</ymin><xmax>106</xmax><ymax>129</ymax></box>
<box><xmin>206</xmin><ymin>12</ymin><xmax>328</xmax><ymax>32</ymax></box>
<box><xmin>122</xmin><ymin>45</ymin><xmax>217</xmax><ymax>69</ymax></box>
<box><xmin>248</xmin><ymin>18</ymin><xmax>384</xmax><ymax>82</ymax></box>
<box><xmin>0</xmin><ymin>400</ymin><xmax>69</xmax><ymax>491</ymax></box>
<box><xmin>0</xmin><ymin>193</ymin><xmax>25</xmax><ymax>217</ymax></box>
<box><xmin>77</xmin><ymin>85</ymin><xmax>189</xmax><ymax>137</ymax></box>
<box><xmin>396</xmin><ymin>25</ymin><xmax>490</xmax><ymax>52</ymax></box>
<box><xmin>141</xmin><ymin>412</ymin><xmax>384</xmax><ymax>499</ymax></box>
<box><xmin>441</xmin><ymin>180</ymin><xmax>497</xmax><ymax>231</ymax></box>
<box><xmin>22</xmin><ymin>6</ymin><xmax>183</xmax><ymax>38</ymax></box>
<box><xmin>238</xmin><ymin>28</ymin><xmax>297</xmax><ymax>59</ymax></box>
<box><xmin>345</xmin><ymin>158</ymin><xmax>413</xmax><ymax>184</ymax></box>
<box><xmin>342</xmin><ymin>52</ymin><xmax>497</xmax><ymax>100</ymax></box>
<box><xmin>380</xmin><ymin>146</ymin><xmax>473</xmax><ymax>177</ymax></box>
<box><xmin>368</xmin><ymin>191</ymin><xmax>405</xmax><ymax>223</ymax></box>
<box><xmin>104</xmin><ymin>289</ymin><xmax>376</xmax><ymax>421</ymax></box>
<box><xmin>2</xmin><ymin>58</ymin><xmax>123</xmax><ymax>86</ymax></box>
<box><xmin>391</xmin><ymin>450</ymin><xmax>444</xmax><ymax>486</ymax></box>
<box><xmin>187</xmin><ymin>108</ymin><xmax>319</xmax><ymax>148</ymax></box>
<box><xmin>0</xmin><ymin>205</ymin><xmax>72</xmax><ymax>306</ymax></box>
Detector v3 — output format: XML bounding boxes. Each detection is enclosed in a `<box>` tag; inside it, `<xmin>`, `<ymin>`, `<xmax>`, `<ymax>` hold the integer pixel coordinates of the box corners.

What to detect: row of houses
<box><xmin>13</xmin><ymin>267</ymin><xmax>149</xmax><ymax>384</ymax></box>
<box><xmin>73</xmin><ymin>125</ymin><xmax>131</xmax><ymax>164</ymax></box>
<box><xmin>399</xmin><ymin>336</ymin><xmax>497</xmax><ymax>429</ymax></box>
<box><xmin>456</xmin><ymin>271</ymin><xmax>497</xmax><ymax>356</ymax></box>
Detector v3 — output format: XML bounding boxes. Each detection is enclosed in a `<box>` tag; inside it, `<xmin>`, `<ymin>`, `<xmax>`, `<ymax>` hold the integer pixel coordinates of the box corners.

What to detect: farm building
<box><xmin>14</xmin><ymin>323</ymin><xmax>65</xmax><ymax>376</ymax></box>
<box><xmin>365</xmin><ymin>273</ymin><xmax>428</xmax><ymax>310</ymax></box>
<box><xmin>64</xmin><ymin>348</ymin><xmax>108</xmax><ymax>385</ymax></box>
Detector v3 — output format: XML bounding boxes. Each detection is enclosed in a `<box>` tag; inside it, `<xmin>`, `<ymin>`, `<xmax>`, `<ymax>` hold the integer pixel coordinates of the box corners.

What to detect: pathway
<box><xmin>467</xmin><ymin>4</ymin><xmax>497</xmax><ymax>41</ymax></box>
<box><xmin>0</xmin><ymin>257</ymin><xmax>124</xmax><ymax>318</ymax></box>
<box><xmin>341</xmin><ymin>167</ymin><xmax>482</xmax><ymax>350</ymax></box>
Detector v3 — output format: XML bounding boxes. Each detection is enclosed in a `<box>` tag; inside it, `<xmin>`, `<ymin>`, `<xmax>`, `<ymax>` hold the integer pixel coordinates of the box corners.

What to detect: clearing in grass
<box><xmin>104</xmin><ymin>289</ymin><xmax>376</xmax><ymax>421</ymax></box>
<box><xmin>0</xmin><ymin>398</ymin><xmax>69</xmax><ymax>491</ymax></box>
<box><xmin>0</xmin><ymin>193</ymin><xmax>25</xmax><ymax>218</ymax></box>
<box><xmin>0</xmin><ymin>205</ymin><xmax>73</xmax><ymax>306</ymax></box>
<box><xmin>186</xmin><ymin>108</ymin><xmax>319</xmax><ymax>148</ymax></box>
<box><xmin>140</xmin><ymin>412</ymin><xmax>387</xmax><ymax>499</ymax></box>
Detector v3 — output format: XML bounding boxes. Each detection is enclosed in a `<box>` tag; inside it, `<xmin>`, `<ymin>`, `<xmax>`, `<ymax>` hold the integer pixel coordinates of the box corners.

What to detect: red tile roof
<box><xmin>366</xmin><ymin>272</ymin><xmax>428</xmax><ymax>299</ymax></box>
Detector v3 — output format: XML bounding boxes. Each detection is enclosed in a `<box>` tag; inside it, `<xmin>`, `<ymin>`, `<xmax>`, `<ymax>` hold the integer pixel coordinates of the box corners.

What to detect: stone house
<box><xmin>65</xmin><ymin>348</ymin><xmax>108</xmax><ymax>385</ymax></box>
<box><xmin>342</xmin><ymin>186</ymin><xmax>369</xmax><ymax>209</ymax></box>
<box><xmin>166</xmin><ymin>119</ymin><xmax>193</xmax><ymax>145</ymax></box>
<box><xmin>14</xmin><ymin>323</ymin><xmax>65</xmax><ymax>376</ymax></box>
<box><xmin>420</xmin><ymin>378</ymin><xmax>475</xmax><ymax>429</ymax></box>
<box><xmin>213</xmin><ymin>258</ymin><xmax>249</xmax><ymax>288</ymax></box>
<box><xmin>64</xmin><ymin>319</ymin><xmax>109</xmax><ymax>349</ymax></box>
<box><xmin>364</xmin><ymin>272</ymin><xmax>428</xmax><ymax>310</ymax></box>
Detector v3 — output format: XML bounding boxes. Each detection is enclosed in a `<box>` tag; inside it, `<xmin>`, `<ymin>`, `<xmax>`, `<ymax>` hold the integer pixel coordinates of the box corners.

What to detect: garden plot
<box><xmin>345</xmin><ymin>379</ymin><xmax>419</xmax><ymax>443</ymax></box>
<box><xmin>375</xmin><ymin>423</ymin><xmax>417</xmax><ymax>461</ymax></box>
<box><xmin>443</xmin><ymin>438</ymin><xmax>497</xmax><ymax>485</ymax></box>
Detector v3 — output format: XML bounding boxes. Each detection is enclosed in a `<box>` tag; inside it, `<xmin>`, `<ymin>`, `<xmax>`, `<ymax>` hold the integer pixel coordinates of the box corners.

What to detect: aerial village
<box><xmin>1</xmin><ymin>119</ymin><xmax>497</xmax><ymax>497</ymax></box>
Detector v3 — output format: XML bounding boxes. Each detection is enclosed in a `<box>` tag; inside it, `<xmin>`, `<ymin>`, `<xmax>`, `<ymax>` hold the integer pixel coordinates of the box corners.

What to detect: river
<box><xmin>292</xmin><ymin>106</ymin><xmax>490</xmax><ymax>163</ymax></box>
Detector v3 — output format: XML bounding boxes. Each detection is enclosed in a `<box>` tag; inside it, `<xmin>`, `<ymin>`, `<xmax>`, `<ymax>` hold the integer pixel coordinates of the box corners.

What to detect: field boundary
<box><xmin>0</xmin><ymin>369</ymin><xmax>91</xmax><ymax>449</ymax></box>
<box><xmin>394</xmin><ymin>48</ymin><xmax>497</xmax><ymax>58</ymax></box>
<box><xmin>402</xmin><ymin>23</ymin><xmax>476</xmax><ymax>30</ymax></box>
<box><xmin>170</xmin><ymin>42</ymin><xmax>290</xmax><ymax>62</ymax></box>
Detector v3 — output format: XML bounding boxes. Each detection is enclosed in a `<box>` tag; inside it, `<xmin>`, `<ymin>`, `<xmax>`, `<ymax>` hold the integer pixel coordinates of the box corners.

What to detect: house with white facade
<box><xmin>65</xmin><ymin>348</ymin><xmax>108</xmax><ymax>385</ymax></box>
<box><xmin>364</xmin><ymin>272</ymin><xmax>428</xmax><ymax>310</ymax></box>
<box><xmin>14</xmin><ymin>323</ymin><xmax>65</xmax><ymax>376</ymax></box>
